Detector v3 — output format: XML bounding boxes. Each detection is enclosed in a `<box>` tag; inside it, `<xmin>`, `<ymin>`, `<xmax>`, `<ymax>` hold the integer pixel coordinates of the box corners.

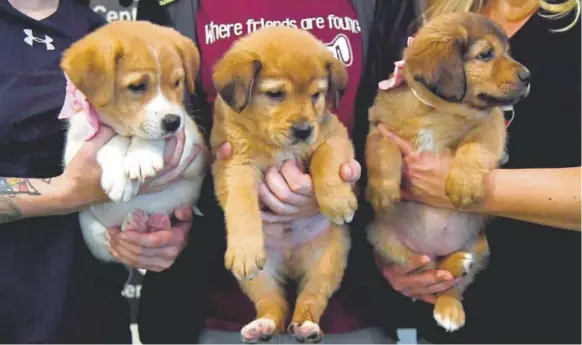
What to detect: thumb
<box><xmin>377</xmin><ymin>123</ymin><xmax>415</xmax><ymax>157</ymax></box>
<box><xmin>215</xmin><ymin>142</ymin><xmax>233</xmax><ymax>162</ymax></box>
<box><xmin>174</xmin><ymin>205</ymin><xmax>194</xmax><ymax>222</ymax></box>
<box><xmin>78</xmin><ymin>126</ymin><xmax>115</xmax><ymax>157</ymax></box>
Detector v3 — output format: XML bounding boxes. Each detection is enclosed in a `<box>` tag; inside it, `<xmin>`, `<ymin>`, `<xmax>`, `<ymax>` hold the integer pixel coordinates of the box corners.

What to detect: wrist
<box><xmin>52</xmin><ymin>174</ymin><xmax>88</xmax><ymax>214</ymax></box>
<box><xmin>476</xmin><ymin>169</ymin><xmax>499</xmax><ymax>214</ymax></box>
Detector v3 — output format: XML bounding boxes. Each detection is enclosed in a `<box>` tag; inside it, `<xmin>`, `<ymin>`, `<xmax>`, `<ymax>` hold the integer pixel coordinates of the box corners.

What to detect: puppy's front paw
<box><xmin>434</xmin><ymin>295</ymin><xmax>465</xmax><ymax>332</ymax></box>
<box><xmin>445</xmin><ymin>167</ymin><xmax>486</xmax><ymax>209</ymax></box>
<box><xmin>224</xmin><ymin>245</ymin><xmax>267</xmax><ymax>281</ymax></box>
<box><xmin>315</xmin><ymin>182</ymin><xmax>357</xmax><ymax>225</ymax></box>
<box><xmin>101</xmin><ymin>165</ymin><xmax>140</xmax><ymax>203</ymax></box>
<box><xmin>124</xmin><ymin>148</ymin><xmax>164</xmax><ymax>181</ymax></box>
<box><xmin>366</xmin><ymin>178</ymin><xmax>401</xmax><ymax>212</ymax></box>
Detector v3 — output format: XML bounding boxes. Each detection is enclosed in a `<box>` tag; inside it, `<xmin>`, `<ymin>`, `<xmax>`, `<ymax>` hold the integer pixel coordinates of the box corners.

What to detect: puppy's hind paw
<box><xmin>434</xmin><ymin>295</ymin><xmax>465</xmax><ymax>332</ymax></box>
<box><xmin>121</xmin><ymin>209</ymin><xmax>150</xmax><ymax>232</ymax></box>
<box><xmin>241</xmin><ymin>318</ymin><xmax>276</xmax><ymax>343</ymax></box>
<box><xmin>288</xmin><ymin>321</ymin><xmax>323</xmax><ymax>344</ymax></box>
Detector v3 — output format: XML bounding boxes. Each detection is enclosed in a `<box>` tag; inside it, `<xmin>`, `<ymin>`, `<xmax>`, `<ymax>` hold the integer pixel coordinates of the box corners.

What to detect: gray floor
<box><xmin>199</xmin><ymin>327</ymin><xmax>432</xmax><ymax>344</ymax></box>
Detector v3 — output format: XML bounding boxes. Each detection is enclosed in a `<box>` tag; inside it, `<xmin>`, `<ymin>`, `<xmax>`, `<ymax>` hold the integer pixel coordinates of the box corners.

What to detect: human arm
<box><xmin>378</xmin><ymin>124</ymin><xmax>581</xmax><ymax>231</ymax></box>
<box><xmin>0</xmin><ymin>128</ymin><xmax>115</xmax><ymax>224</ymax></box>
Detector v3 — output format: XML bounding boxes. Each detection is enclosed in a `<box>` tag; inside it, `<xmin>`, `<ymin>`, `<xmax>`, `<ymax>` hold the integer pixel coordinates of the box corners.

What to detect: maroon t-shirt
<box><xmin>196</xmin><ymin>0</ymin><xmax>371</xmax><ymax>334</ymax></box>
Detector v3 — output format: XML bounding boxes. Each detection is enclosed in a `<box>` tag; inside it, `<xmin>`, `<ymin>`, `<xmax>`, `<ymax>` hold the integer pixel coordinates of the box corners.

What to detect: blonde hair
<box><xmin>423</xmin><ymin>0</ymin><xmax>580</xmax><ymax>32</ymax></box>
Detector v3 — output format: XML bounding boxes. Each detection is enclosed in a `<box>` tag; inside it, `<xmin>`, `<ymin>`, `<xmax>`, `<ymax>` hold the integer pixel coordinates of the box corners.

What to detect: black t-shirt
<box><xmin>0</xmin><ymin>0</ymin><xmax>130</xmax><ymax>342</ymax></box>
<box><xmin>365</xmin><ymin>12</ymin><xmax>581</xmax><ymax>344</ymax></box>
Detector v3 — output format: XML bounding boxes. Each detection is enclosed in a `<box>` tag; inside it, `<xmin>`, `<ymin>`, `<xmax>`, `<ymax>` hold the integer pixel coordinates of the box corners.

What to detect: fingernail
<box><xmin>419</xmin><ymin>255</ymin><xmax>431</xmax><ymax>265</ymax></box>
<box><xmin>119</xmin><ymin>233</ymin><xmax>128</xmax><ymax>241</ymax></box>
<box><xmin>343</xmin><ymin>165</ymin><xmax>353</xmax><ymax>179</ymax></box>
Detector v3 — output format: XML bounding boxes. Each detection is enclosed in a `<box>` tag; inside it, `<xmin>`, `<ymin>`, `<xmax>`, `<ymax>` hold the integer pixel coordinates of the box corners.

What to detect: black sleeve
<box><xmin>136</xmin><ymin>0</ymin><xmax>173</xmax><ymax>25</ymax></box>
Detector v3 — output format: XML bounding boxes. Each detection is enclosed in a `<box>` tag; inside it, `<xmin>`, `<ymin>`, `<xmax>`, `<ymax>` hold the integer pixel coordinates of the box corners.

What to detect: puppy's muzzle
<box><xmin>291</xmin><ymin>121</ymin><xmax>314</xmax><ymax>142</ymax></box>
<box><xmin>162</xmin><ymin>114</ymin><xmax>181</xmax><ymax>133</ymax></box>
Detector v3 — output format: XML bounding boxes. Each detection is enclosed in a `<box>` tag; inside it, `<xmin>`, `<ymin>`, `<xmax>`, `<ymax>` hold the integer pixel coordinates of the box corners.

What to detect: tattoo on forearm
<box><xmin>0</xmin><ymin>178</ymin><xmax>40</xmax><ymax>196</ymax></box>
<box><xmin>0</xmin><ymin>195</ymin><xmax>23</xmax><ymax>223</ymax></box>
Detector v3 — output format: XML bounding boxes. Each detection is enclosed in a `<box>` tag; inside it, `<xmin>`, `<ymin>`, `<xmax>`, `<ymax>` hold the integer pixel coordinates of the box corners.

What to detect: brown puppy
<box><xmin>211</xmin><ymin>26</ymin><xmax>356</xmax><ymax>343</ymax></box>
<box><xmin>366</xmin><ymin>12</ymin><xmax>530</xmax><ymax>332</ymax></box>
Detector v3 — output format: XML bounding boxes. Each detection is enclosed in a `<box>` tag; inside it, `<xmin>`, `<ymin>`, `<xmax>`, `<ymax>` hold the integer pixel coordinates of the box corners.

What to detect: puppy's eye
<box><xmin>173</xmin><ymin>79</ymin><xmax>182</xmax><ymax>88</ymax></box>
<box><xmin>311</xmin><ymin>92</ymin><xmax>321</xmax><ymax>102</ymax></box>
<box><xmin>265</xmin><ymin>90</ymin><xmax>285</xmax><ymax>101</ymax></box>
<box><xmin>128</xmin><ymin>82</ymin><xmax>147</xmax><ymax>93</ymax></box>
<box><xmin>477</xmin><ymin>48</ymin><xmax>494</xmax><ymax>61</ymax></box>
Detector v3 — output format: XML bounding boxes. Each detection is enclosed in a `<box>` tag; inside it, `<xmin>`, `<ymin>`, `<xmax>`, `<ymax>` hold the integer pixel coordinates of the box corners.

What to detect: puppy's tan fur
<box><xmin>366</xmin><ymin>13</ymin><xmax>530</xmax><ymax>332</ymax></box>
<box><xmin>210</xmin><ymin>26</ymin><xmax>356</xmax><ymax>342</ymax></box>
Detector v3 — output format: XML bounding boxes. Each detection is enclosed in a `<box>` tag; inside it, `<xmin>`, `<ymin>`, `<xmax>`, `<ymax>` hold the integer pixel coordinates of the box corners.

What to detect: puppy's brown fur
<box><xmin>366</xmin><ymin>12</ymin><xmax>530</xmax><ymax>332</ymax></box>
<box><xmin>211</xmin><ymin>26</ymin><xmax>356</xmax><ymax>342</ymax></box>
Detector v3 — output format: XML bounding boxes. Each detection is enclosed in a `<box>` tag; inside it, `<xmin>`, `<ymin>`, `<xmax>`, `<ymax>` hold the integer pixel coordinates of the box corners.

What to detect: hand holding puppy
<box><xmin>107</xmin><ymin>206</ymin><xmax>193</xmax><ymax>272</ymax></box>
<box><xmin>215</xmin><ymin>142</ymin><xmax>361</xmax><ymax>223</ymax></box>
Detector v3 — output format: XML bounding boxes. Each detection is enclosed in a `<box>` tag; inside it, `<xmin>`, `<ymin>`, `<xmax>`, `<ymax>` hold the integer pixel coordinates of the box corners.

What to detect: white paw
<box><xmin>461</xmin><ymin>252</ymin><xmax>474</xmax><ymax>274</ymax></box>
<box><xmin>288</xmin><ymin>320</ymin><xmax>323</xmax><ymax>343</ymax></box>
<box><xmin>101</xmin><ymin>165</ymin><xmax>140</xmax><ymax>203</ymax></box>
<box><xmin>241</xmin><ymin>318</ymin><xmax>276</xmax><ymax>344</ymax></box>
<box><xmin>124</xmin><ymin>148</ymin><xmax>164</xmax><ymax>181</ymax></box>
<box><xmin>433</xmin><ymin>297</ymin><xmax>465</xmax><ymax>332</ymax></box>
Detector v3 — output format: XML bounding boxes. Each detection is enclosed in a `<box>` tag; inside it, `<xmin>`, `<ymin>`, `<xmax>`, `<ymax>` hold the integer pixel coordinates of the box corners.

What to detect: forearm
<box><xmin>478</xmin><ymin>167</ymin><xmax>581</xmax><ymax>230</ymax></box>
<box><xmin>0</xmin><ymin>177</ymin><xmax>71</xmax><ymax>224</ymax></box>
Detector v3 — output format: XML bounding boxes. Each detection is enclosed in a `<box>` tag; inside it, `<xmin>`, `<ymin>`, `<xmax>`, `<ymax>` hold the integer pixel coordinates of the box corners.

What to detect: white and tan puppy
<box><xmin>59</xmin><ymin>21</ymin><xmax>207</xmax><ymax>262</ymax></box>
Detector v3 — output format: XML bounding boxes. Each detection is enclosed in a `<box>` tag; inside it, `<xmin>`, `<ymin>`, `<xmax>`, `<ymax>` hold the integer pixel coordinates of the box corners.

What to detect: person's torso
<box><xmin>196</xmin><ymin>0</ymin><xmax>363</xmax><ymax>134</ymax></box>
<box><xmin>0</xmin><ymin>1</ymin><xmax>129</xmax><ymax>342</ymax></box>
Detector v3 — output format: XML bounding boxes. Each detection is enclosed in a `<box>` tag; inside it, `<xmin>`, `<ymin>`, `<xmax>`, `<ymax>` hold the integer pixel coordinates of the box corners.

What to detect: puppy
<box><xmin>366</xmin><ymin>12</ymin><xmax>530</xmax><ymax>332</ymax></box>
<box><xmin>59</xmin><ymin>21</ymin><xmax>207</xmax><ymax>263</ymax></box>
<box><xmin>210</xmin><ymin>26</ymin><xmax>357</xmax><ymax>343</ymax></box>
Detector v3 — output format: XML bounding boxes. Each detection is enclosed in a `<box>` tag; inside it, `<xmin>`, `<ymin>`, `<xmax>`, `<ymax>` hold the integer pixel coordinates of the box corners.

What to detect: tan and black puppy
<box><xmin>366</xmin><ymin>12</ymin><xmax>530</xmax><ymax>332</ymax></box>
<box><xmin>210</xmin><ymin>26</ymin><xmax>357</xmax><ymax>343</ymax></box>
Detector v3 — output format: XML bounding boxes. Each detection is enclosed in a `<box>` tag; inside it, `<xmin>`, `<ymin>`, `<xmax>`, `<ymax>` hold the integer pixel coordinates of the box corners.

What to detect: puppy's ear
<box><xmin>174</xmin><ymin>36</ymin><xmax>200</xmax><ymax>95</ymax></box>
<box><xmin>60</xmin><ymin>37</ymin><xmax>124</xmax><ymax>108</ymax></box>
<box><xmin>326</xmin><ymin>58</ymin><xmax>348</xmax><ymax>111</ymax></box>
<box><xmin>212</xmin><ymin>52</ymin><xmax>262</xmax><ymax>113</ymax></box>
<box><xmin>405</xmin><ymin>38</ymin><xmax>467</xmax><ymax>103</ymax></box>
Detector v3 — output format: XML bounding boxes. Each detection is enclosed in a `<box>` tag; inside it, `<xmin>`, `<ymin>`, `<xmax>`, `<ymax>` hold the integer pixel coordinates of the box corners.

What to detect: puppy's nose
<box><xmin>162</xmin><ymin>114</ymin><xmax>181</xmax><ymax>133</ymax></box>
<box><xmin>518</xmin><ymin>69</ymin><xmax>531</xmax><ymax>85</ymax></box>
<box><xmin>291</xmin><ymin>122</ymin><xmax>313</xmax><ymax>141</ymax></box>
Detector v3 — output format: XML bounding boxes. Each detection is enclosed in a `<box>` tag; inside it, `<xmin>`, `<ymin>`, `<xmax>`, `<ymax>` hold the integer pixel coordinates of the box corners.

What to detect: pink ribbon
<box><xmin>378</xmin><ymin>36</ymin><xmax>414</xmax><ymax>91</ymax></box>
<box><xmin>57</xmin><ymin>75</ymin><xmax>101</xmax><ymax>141</ymax></box>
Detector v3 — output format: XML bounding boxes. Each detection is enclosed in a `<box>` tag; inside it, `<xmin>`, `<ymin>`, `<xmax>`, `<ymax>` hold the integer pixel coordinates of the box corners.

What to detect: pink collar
<box><xmin>57</xmin><ymin>75</ymin><xmax>101</xmax><ymax>140</ymax></box>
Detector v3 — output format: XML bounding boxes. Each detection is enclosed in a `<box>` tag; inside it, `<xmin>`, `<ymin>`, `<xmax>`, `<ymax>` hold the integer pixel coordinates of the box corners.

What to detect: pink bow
<box><xmin>57</xmin><ymin>75</ymin><xmax>101</xmax><ymax>141</ymax></box>
<box><xmin>378</xmin><ymin>36</ymin><xmax>414</xmax><ymax>91</ymax></box>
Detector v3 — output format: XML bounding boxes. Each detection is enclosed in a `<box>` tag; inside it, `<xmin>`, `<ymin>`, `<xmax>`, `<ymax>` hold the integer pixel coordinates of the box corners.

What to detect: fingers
<box><xmin>340</xmin><ymin>160</ymin><xmax>362</xmax><ymax>184</ymax></box>
<box><xmin>265</xmin><ymin>166</ymin><xmax>313</xmax><ymax>204</ymax></box>
<box><xmin>385</xmin><ymin>267</ymin><xmax>455</xmax><ymax>295</ymax></box>
<box><xmin>143</xmin><ymin>144</ymin><xmax>201</xmax><ymax>192</ymax></box>
<box><xmin>258</xmin><ymin>183</ymin><xmax>300</xmax><ymax>216</ymax></box>
<box><xmin>165</xmin><ymin>130</ymin><xmax>186</xmax><ymax>170</ymax></box>
<box><xmin>174</xmin><ymin>205</ymin><xmax>194</xmax><ymax>222</ymax></box>
<box><xmin>377</xmin><ymin>123</ymin><xmax>416</xmax><ymax>157</ymax></box>
<box><xmin>280</xmin><ymin>160</ymin><xmax>313</xmax><ymax>196</ymax></box>
<box><xmin>215</xmin><ymin>142</ymin><xmax>233</xmax><ymax>161</ymax></box>
<box><xmin>119</xmin><ymin>222</ymin><xmax>189</xmax><ymax>248</ymax></box>
<box><xmin>402</xmin><ymin>278</ymin><xmax>461</xmax><ymax>299</ymax></box>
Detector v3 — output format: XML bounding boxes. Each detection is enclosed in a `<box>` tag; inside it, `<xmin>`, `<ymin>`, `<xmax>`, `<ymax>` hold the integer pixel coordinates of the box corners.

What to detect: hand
<box><xmin>375</xmin><ymin>252</ymin><xmax>459</xmax><ymax>304</ymax></box>
<box><xmin>377</xmin><ymin>124</ymin><xmax>454</xmax><ymax>209</ymax></box>
<box><xmin>140</xmin><ymin>129</ymin><xmax>202</xmax><ymax>194</ymax></box>
<box><xmin>107</xmin><ymin>206</ymin><xmax>193</xmax><ymax>272</ymax></box>
<box><xmin>56</xmin><ymin>126</ymin><xmax>116</xmax><ymax>210</ymax></box>
<box><xmin>215</xmin><ymin>142</ymin><xmax>361</xmax><ymax>223</ymax></box>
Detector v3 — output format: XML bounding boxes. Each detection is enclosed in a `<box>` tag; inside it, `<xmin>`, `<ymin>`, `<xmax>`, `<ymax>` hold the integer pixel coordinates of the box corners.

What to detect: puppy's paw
<box><xmin>438</xmin><ymin>251</ymin><xmax>474</xmax><ymax>278</ymax></box>
<box><xmin>288</xmin><ymin>321</ymin><xmax>323</xmax><ymax>344</ymax></box>
<box><xmin>224</xmin><ymin>245</ymin><xmax>267</xmax><ymax>281</ymax></box>
<box><xmin>241</xmin><ymin>318</ymin><xmax>276</xmax><ymax>344</ymax></box>
<box><xmin>445</xmin><ymin>167</ymin><xmax>486</xmax><ymax>209</ymax></box>
<box><xmin>366</xmin><ymin>178</ymin><xmax>401</xmax><ymax>212</ymax></box>
<box><xmin>149</xmin><ymin>212</ymin><xmax>171</xmax><ymax>232</ymax></box>
<box><xmin>315</xmin><ymin>182</ymin><xmax>357</xmax><ymax>225</ymax></box>
<box><xmin>121</xmin><ymin>209</ymin><xmax>150</xmax><ymax>232</ymax></box>
<box><xmin>433</xmin><ymin>295</ymin><xmax>465</xmax><ymax>332</ymax></box>
<box><xmin>124</xmin><ymin>148</ymin><xmax>164</xmax><ymax>181</ymax></box>
<box><xmin>101</xmin><ymin>165</ymin><xmax>140</xmax><ymax>203</ymax></box>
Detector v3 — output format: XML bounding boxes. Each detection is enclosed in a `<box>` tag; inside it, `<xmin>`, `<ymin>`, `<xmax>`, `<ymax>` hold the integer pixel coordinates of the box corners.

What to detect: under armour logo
<box><xmin>23</xmin><ymin>29</ymin><xmax>55</xmax><ymax>50</ymax></box>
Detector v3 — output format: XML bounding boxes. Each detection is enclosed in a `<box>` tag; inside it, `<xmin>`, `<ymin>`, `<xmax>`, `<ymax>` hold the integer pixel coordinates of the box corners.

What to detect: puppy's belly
<box><xmin>87</xmin><ymin>179</ymin><xmax>201</xmax><ymax>228</ymax></box>
<box><xmin>263</xmin><ymin>214</ymin><xmax>331</xmax><ymax>250</ymax></box>
<box><xmin>381</xmin><ymin>202</ymin><xmax>486</xmax><ymax>258</ymax></box>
